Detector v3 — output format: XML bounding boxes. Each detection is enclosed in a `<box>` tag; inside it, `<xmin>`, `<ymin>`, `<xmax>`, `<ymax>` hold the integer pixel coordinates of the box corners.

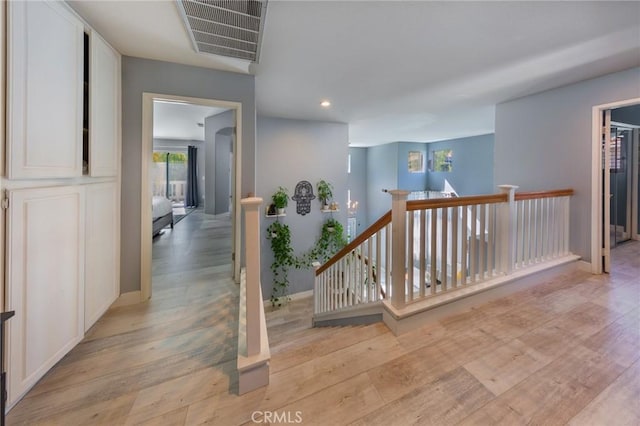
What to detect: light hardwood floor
<box><xmin>7</xmin><ymin>214</ymin><xmax>640</xmax><ymax>425</ymax></box>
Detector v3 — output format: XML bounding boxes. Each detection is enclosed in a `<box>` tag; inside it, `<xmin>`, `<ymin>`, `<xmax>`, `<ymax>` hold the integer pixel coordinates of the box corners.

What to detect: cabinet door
<box><xmin>85</xmin><ymin>182</ymin><xmax>119</xmax><ymax>331</ymax></box>
<box><xmin>90</xmin><ymin>32</ymin><xmax>120</xmax><ymax>177</ymax></box>
<box><xmin>6</xmin><ymin>185</ymin><xmax>85</xmax><ymax>407</ymax></box>
<box><xmin>7</xmin><ymin>1</ymin><xmax>84</xmax><ymax>178</ymax></box>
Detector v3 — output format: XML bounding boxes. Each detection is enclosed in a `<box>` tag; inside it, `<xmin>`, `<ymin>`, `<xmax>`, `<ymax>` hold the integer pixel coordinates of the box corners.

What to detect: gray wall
<box><xmin>256</xmin><ymin>116</ymin><xmax>349</xmax><ymax>297</ymax></box>
<box><xmin>611</xmin><ymin>105</ymin><xmax>639</xmax><ymax>232</ymax></box>
<box><xmin>153</xmin><ymin>138</ymin><xmax>205</xmax><ymax>205</ymax></box>
<box><xmin>204</xmin><ymin>110</ymin><xmax>234</xmax><ymax>215</ymax></box>
<box><xmin>348</xmin><ymin>147</ymin><xmax>368</xmax><ymax>237</ymax></box>
<box><xmin>397</xmin><ymin>142</ymin><xmax>428</xmax><ymax>192</ymax></box>
<box><xmin>366</xmin><ymin>143</ymin><xmax>398</xmax><ymax>226</ymax></box>
<box><xmin>215</xmin><ymin>131</ymin><xmax>232</xmax><ymax>214</ymax></box>
<box><xmin>495</xmin><ymin>67</ymin><xmax>640</xmax><ymax>263</ymax></box>
<box><xmin>426</xmin><ymin>134</ymin><xmax>494</xmax><ymax>196</ymax></box>
<box><xmin>612</xmin><ymin>104</ymin><xmax>640</xmax><ymax>126</ymax></box>
<box><xmin>121</xmin><ymin>56</ymin><xmax>255</xmax><ymax>294</ymax></box>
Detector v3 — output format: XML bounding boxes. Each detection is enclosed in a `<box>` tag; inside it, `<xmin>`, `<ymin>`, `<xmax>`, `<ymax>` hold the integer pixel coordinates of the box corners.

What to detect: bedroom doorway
<box><xmin>141</xmin><ymin>93</ymin><xmax>243</xmax><ymax>300</ymax></box>
<box><xmin>592</xmin><ymin>98</ymin><xmax>640</xmax><ymax>274</ymax></box>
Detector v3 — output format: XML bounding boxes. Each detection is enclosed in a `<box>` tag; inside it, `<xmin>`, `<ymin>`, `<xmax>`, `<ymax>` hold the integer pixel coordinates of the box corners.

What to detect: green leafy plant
<box><xmin>316</xmin><ymin>180</ymin><xmax>333</xmax><ymax>207</ymax></box>
<box><xmin>266</xmin><ymin>221</ymin><xmax>295</xmax><ymax>306</ymax></box>
<box><xmin>300</xmin><ymin>218</ymin><xmax>348</xmax><ymax>266</ymax></box>
<box><xmin>272</xmin><ymin>186</ymin><xmax>289</xmax><ymax>209</ymax></box>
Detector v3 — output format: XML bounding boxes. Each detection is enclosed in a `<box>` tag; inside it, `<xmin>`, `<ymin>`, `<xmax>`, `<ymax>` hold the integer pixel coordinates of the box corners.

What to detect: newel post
<box><xmin>498</xmin><ymin>185</ymin><xmax>519</xmax><ymax>275</ymax></box>
<box><xmin>241</xmin><ymin>197</ymin><xmax>263</xmax><ymax>356</ymax></box>
<box><xmin>389</xmin><ymin>190</ymin><xmax>410</xmax><ymax>308</ymax></box>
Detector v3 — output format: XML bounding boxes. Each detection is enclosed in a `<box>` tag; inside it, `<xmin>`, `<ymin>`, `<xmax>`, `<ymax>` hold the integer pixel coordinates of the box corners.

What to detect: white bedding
<box><xmin>152</xmin><ymin>196</ymin><xmax>173</xmax><ymax>219</ymax></box>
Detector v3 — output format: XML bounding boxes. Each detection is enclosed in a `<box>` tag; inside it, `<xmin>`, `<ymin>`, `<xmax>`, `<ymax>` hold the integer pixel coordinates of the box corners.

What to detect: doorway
<box><xmin>141</xmin><ymin>93</ymin><xmax>243</xmax><ymax>300</ymax></box>
<box><xmin>593</xmin><ymin>99</ymin><xmax>640</xmax><ymax>274</ymax></box>
<box><xmin>608</xmin><ymin>123</ymin><xmax>636</xmax><ymax>248</ymax></box>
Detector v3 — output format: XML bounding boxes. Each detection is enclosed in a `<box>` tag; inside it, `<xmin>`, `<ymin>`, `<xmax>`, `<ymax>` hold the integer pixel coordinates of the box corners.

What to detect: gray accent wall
<box><xmin>204</xmin><ymin>110</ymin><xmax>234</xmax><ymax>215</ymax></box>
<box><xmin>397</xmin><ymin>142</ymin><xmax>428</xmax><ymax>192</ymax></box>
<box><xmin>612</xmin><ymin>104</ymin><xmax>640</xmax><ymax>126</ymax></box>
<box><xmin>495</xmin><ymin>67</ymin><xmax>640</xmax><ymax>263</ymax></box>
<box><xmin>121</xmin><ymin>56</ymin><xmax>255</xmax><ymax>294</ymax></box>
<box><xmin>366</xmin><ymin>143</ymin><xmax>398</xmax><ymax>226</ymax></box>
<box><xmin>256</xmin><ymin>116</ymin><xmax>349</xmax><ymax>297</ymax></box>
<box><xmin>215</xmin><ymin>130</ymin><xmax>232</xmax><ymax>214</ymax></box>
<box><xmin>348</xmin><ymin>147</ymin><xmax>368</xmax><ymax>237</ymax></box>
<box><xmin>426</xmin><ymin>134</ymin><xmax>494</xmax><ymax>196</ymax></box>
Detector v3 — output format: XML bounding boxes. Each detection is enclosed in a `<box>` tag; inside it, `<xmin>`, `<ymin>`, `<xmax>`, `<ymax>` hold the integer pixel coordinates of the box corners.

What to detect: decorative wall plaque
<box><xmin>291</xmin><ymin>180</ymin><xmax>316</xmax><ymax>216</ymax></box>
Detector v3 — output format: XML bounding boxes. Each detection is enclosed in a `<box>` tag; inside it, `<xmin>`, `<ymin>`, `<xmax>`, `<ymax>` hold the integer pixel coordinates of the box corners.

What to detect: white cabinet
<box><xmin>3</xmin><ymin>1</ymin><xmax>122</xmax><ymax>409</ymax></box>
<box><xmin>89</xmin><ymin>32</ymin><xmax>120</xmax><ymax>177</ymax></box>
<box><xmin>6</xmin><ymin>185</ymin><xmax>85</xmax><ymax>406</ymax></box>
<box><xmin>85</xmin><ymin>182</ymin><xmax>120</xmax><ymax>331</ymax></box>
<box><xmin>7</xmin><ymin>1</ymin><xmax>84</xmax><ymax>179</ymax></box>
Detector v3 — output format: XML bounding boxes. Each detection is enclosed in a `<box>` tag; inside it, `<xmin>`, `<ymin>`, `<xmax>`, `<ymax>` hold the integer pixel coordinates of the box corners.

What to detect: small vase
<box><xmin>277</xmin><ymin>208</ymin><xmax>285</xmax><ymax>215</ymax></box>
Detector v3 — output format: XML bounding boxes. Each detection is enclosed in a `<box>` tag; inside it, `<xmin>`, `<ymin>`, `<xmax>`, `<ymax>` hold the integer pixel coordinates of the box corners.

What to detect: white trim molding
<box><xmin>590</xmin><ymin>97</ymin><xmax>640</xmax><ymax>274</ymax></box>
<box><xmin>140</xmin><ymin>93</ymin><xmax>243</xmax><ymax>301</ymax></box>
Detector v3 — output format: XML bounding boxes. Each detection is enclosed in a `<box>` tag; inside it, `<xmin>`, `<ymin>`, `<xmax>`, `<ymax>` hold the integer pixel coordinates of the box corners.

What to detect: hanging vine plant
<box><xmin>266</xmin><ymin>221</ymin><xmax>295</xmax><ymax>307</ymax></box>
<box><xmin>300</xmin><ymin>218</ymin><xmax>348</xmax><ymax>266</ymax></box>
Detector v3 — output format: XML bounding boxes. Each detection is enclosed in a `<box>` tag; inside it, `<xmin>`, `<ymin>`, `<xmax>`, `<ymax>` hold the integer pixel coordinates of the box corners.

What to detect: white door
<box><xmin>7</xmin><ymin>1</ymin><xmax>84</xmax><ymax>179</ymax></box>
<box><xmin>85</xmin><ymin>182</ymin><xmax>119</xmax><ymax>331</ymax></box>
<box><xmin>89</xmin><ymin>31</ymin><xmax>120</xmax><ymax>177</ymax></box>
<box><xmin>6</xmin><ymin>185</ymin><xmax>85</xmax><ymax>407</ymax></box>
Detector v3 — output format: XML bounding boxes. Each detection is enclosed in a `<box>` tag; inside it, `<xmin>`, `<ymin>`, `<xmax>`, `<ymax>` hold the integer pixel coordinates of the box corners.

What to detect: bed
<box><xmin>152</xmin><ymin>196</ymin><xmax>174</xmax><ymax>237</ymax></box>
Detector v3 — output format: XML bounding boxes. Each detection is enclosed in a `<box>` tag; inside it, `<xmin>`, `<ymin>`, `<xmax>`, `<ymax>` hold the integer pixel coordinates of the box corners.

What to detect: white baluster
<box><xmin>461</xmin><ymin>207</ymin><xmax>468</xmax><ymax>285</ymax></box>
<box><xmin>479</xmin><ymin>204</ymin><xmax>486</xmax><ymax>281</ymax></box>
<box><xmin>441</xmin><ymin>207</ymin><xmax>448</xmax><ymax>291</ymax></box>
<box><xmin>408</xmin><ymin>211</ymin><xmax>414</xmax><ymax>301</ymax></box>
<box><xmin>487</xmin><ymin>204</ymin><xmax>496</xmax><ymax>278</ymax></box>
<box><xmin>420</xmin><ymin>209</ymin><xmax>426</xmax><ymax>297</ymax></box>
<box><xmin>451</xmin><ymin>207</ymin><xmax>458</xmax><ymax>287</ymax></box>
<box><xmin>470</xmin><ymin>204</ymin><xmax>477</xmax><ymax>283</ymax></box>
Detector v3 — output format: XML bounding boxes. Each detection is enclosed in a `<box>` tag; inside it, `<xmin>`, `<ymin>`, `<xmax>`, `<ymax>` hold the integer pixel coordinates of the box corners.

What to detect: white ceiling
<box><xmin>153</xmin><ymin>101</ymin><xmax>227</xmax><ymax>141</ymax></box>
<box><xmin>70</xmin><ymin>1</ymin><xmax>640</xmax><ymax>146</ymax></box>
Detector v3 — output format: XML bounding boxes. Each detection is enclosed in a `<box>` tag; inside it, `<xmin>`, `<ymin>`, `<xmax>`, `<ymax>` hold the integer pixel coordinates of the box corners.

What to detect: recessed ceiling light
<box><xmin>320</xmin><ymin>100</ymin><xmax>331</xmax><ymax>108</ymax></box>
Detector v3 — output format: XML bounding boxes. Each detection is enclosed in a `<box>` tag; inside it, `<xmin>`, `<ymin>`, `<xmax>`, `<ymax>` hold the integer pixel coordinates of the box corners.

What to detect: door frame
<box><xmin>591</xmin><ymin>97</ymin><xmax>640</xmax><ymax>274</ymax></box>
<box><xmin>141</xmin><ymin>93</ymin><xmax>242</xmax><ymax>300</ymax></box>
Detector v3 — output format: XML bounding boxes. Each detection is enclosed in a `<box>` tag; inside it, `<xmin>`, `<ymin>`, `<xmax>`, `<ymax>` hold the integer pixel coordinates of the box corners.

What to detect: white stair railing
<box><xmin>513</xmin><ymin>189</ymin><xmax>573</xmax><ymax>268</ymax></box>
<box><xmin>314</xmin><ymin>186</ymin><xmax>574</xmax><ymax>315</ymax></box>
<box><xmin>237</xmin><ymin>197</ymin><xmax>270</xmax><ymax>394</ymax></box>
<box><xmin>314</xmin><ymin>212</ymin><xmax>392</xmax><ymax>314</ymax></box>
<box><xmin>404</xmin><ymin>193</ymin><xmax>507</xmax><ymax>303</ymax></box>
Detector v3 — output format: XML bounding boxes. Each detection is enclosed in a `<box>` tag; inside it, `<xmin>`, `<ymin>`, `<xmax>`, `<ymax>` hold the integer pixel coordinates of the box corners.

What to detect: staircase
<box><xmin>313</xmin><ymin>186</ymin><xmax>580</xmax><ymax>334</ymax></box>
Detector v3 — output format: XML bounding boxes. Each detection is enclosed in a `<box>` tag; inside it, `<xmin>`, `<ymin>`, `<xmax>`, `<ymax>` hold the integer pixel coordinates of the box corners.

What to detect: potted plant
<box><xmin>316</xmin><ymin>180</ymin><xmax>333</xmax><ymax>210</ymax></box>
<box><xmin>272</xmin><ymin>186</ymin><xmax>289</xmax><ymax>215</ymax></box>
<box><xmin>266</xmin><ymin>222</ymin><xmax>294</xmax><ymax>307</ymax></box>
<box><xmin>302</xmin><ymin>218</ymin><xmax>347</xmax><ymax>264</ymax></box>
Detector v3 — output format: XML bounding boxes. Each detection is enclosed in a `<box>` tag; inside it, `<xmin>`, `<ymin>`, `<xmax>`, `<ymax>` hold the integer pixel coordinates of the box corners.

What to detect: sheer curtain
<box><xmin>185</xmin><ymin>146</ymin><xmax>199</xmax><ymax>208</ymax></box>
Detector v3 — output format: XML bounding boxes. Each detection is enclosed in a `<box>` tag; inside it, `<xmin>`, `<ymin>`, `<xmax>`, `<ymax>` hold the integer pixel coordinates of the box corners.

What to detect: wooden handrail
<box><xmin>515</xmin><ymin>188</ymin><xmax>574</xmax><ymax>201</ymax></box>
<box><xmin>407</xmin><ymin>193</ymin><xmax>508</xmax><ymax>211</ymax></box>
<box><xmin>316</xmin><ymin>188</ymin><xmax>573</xmax><ymax>276</ymax></box>
<box><xmin>316</xmin><ymin>210</ymin><xmax>391</xmax><ymax>275</ymax></box>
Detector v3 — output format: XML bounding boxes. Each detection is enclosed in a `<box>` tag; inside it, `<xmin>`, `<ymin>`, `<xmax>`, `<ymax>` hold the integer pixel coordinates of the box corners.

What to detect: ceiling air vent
<box><xmin>177</xmin><ymin>0</ymin><xmax>268</xmax><ymax>62</ymax></box>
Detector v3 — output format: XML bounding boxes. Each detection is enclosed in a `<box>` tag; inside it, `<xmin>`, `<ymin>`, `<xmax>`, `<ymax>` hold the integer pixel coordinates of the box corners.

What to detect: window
<box><xmin>428</xmin><ymin>149</ymin><xmax>453</xmax><ymax>172</ymax></box>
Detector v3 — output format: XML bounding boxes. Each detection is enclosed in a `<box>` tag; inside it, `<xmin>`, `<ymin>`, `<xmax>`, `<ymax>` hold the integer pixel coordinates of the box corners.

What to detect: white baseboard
<box><xmin>576</xmin><ymin>260</ymin><xmax>593</xmax><ymax>273</ymax></box>
<box><xmin>263</xmin><ymin>289</ymin><xmax>313</xmax><ymax>304</ymax></box>
<box><xmin>110</xmin><ymin>291</ymin><xmax>141</xmax><ymax>308</ymax></box>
